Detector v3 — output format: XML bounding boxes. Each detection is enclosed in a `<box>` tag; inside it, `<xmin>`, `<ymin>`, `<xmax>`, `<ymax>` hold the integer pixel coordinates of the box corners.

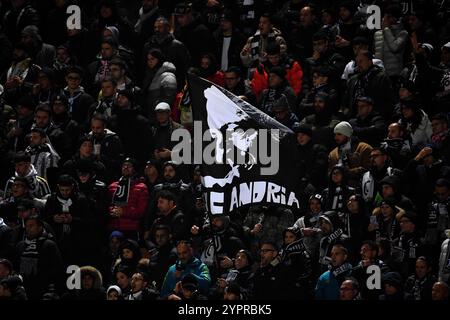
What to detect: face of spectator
<box><xmin>224</xmin><ymin>291</ymin><xmax>239</xmax><ymax>300</ymax></box>
<box><xmin>284</xmin><ymin>231</ymin><xmax>297</xmax><ymax>245</ymax></box>
<box><xmin>107</xmin><ymin>290</ymin><xmax>119</xmax><ymax>300</ymax></box>
<box><xmin>296</xmin><ymin>132</ymin><xmax>311</xmax><ymax>146</ymax></box>
<box><xmin>0</xmin><ymin>284</ymin><xmax>11</xmax><ymax>298</ymax></box>
<box><xmin>176</xmin><ymin>243</ymin><xmax>193</xmax><ymax>264</ymax></box>
<box><xmin>11</xmin><ymin>181</ymin><xmax>27</xmax><ymax>198</ymax></box>
<box><xmin>100</xmin><ymin>5</ymin><xmax>113</xmax><ymax>19</ymax></box>
<box><xmin>18</xmin><ymin>207</ymin><xmax>33</xmax><ymax>221</ymax></box>
<box><xmin>176</xmin><ymin>13</ymin><xmax>191</xmax><ymax>27</ymax></box>
<box><xmin>110</xmin><ymin>64</ymin><xmax>125</xmax><ymax>82</ymax></box>
<box><xmin>234</xmin><ymin>251</ymin><xmax>249</xmax><ymax>270</ymax></box>
<box><xmin>380</xmin><ymin>204</ymin><xmax>394</xmax><ymax>220</ymax></box>
<box><xmin>352</xmin><ymin>44</ymin><xmax>368</xmax><ymax>55</ymax></box>
<box><xmin>347</xmin><ymin>196</ymin><xmax>359</xmax><ymax>214</ymax></box>
<box><xmin>56</xmin><ymin>47</ymin><xmax>69</xmax><ymax>63</ymax></box>
<box><xmin>34</xmin><ymin>111</ymin><xmax>50</xmax><ymax>128</ymax></box>
<box><xmin>131</xmin><ymin>273</ymin><xmax>147</xmax><ymax>293</ymax></box>
<box><xmin>224</xmin><ymin>72</ymin><xmax>240</xmax><ymax>90</ymax></box>
<box><xmin>401</xmin><ymin>106</ymin><xmax>414</xmax><ymax>119</ymax></box>
<box><xmin>408</xmin><ymin>15</ymin><xmax>422</xmax><ymax>31</ymax></box>
<box><xmin>91</xmin><ymin>119</ymin><xmax>106</xmax><ymax>138</ymax></box>
<box><xmin>145</xmin><ymin>164</ymin><xmax>158</xmax><ymax>178</ymax></box>
<box><xmin>312</xmin><ymin>73</ymin><xmax>327</xmax><ymax>87</ymax></box>
<box><xmin>415</xmin><ymin>260</ymin><xmax>429</xmax><ymax>279</ymax></box>
<box><xmin>66</xmin><ymin>72</ymin><xmax>82</xmax><ymax>90</ymax></box>
<box><xmin>258</xmin><ymin>16</ymin><xmax>271</xmax><ymax>36</ymax></box>
<box><xmin>101</xmin><ymin>43</ymin><xmax>115</xmax><ymax>59</ymax></box>
<box><xmin>357</xmin><ymin>101</ymin><xmax>373</xmax><ymax>119</ymax></box>
<box><xmin>398</xmin><ymin>87</ymin><xmax>412</xmax><ymax>99</ymax></box>
<box><xmin>200</xmin><ymin>56</ymin><xmax>211</xmax><ymax>70</ymax></box>
<box><xmin>110</xmin><ymin>236</ymin><xmax>121</xmax><ymax>253</ymax></box>
<box><xmin>382</xmin><ymin>14</ymin><xmax>396</xmax><ymax>28</ymax></box>
<box><xmin>370</xmin><ymin>150</ymin><xmax>387</xmax><ymax>169</ymax></box>
<box><xmin>267</xmin><ymin>53</ymin><xmax>280</xmax><ymax>66</ymax></box>
<box><xmin>37</xmin><ymin>72</ymin><xmax>51</xmax><ymax>90</ymax></box>
<box><xmin>15</xmin><ymin>161</ymin><xmax>31</xmax><ymax>177</ymax></box>
<box><xmin>155</xmin><ymin>229</ymin><xmax>170</xmax><ymax>247</ymax></box>
<box><xmin>157</xmin><ymin>197</ymin><xmax>174</xmax><ymax>215</ymax></box>
<box><xmin>116</xmin><ymin>272</ymin><xmax>130</xmax><ymax>289</ymax></box>
<box><xmin>400</xmin><ymin>217</ymin><xmax>415</xmax><ymax>233</ymax></box>
<box><xmin>313</xmin><ymin>39</ymin><xmax>328</xmax><ymax>54</ymax></box>
<box><xmin>116</xmin><ymin>94</ymin><xmax>130</xmax><ymax>108</ymax></box>
<box><xmin>58</xmin><ymin>185</ymin><xmax>73</xmax><ymax>199</ymax></box>
<box><xmin>220</xmin><ymin>18</ymin><xmax>232</xmax><ymax>32</ymax></box>
<box><xmin>313</xmin><ymin>98</ymin><xmax>325</xmax><ymax>112</ymax></box>
<box><xmin>259</xmin><ymin>244</ymin><xmax>278</xmax><ymax>267</ymax></box>
<box><xmin>432</xmin><ymin>283</ymin><xmax>449</xmax><ymax>300</ymax></box>
<box><xmin>0</xmin><ymin>264</ymin><xmax>11</xmax><ymax>280</ymax></box>
<box><xmin>300</xmin><ymin>7</ymin><xmax>314</xmax><ymax>27</ymax></box>
<box><xmin>356</xmin><ymin>54</ymin><xmax>372</xmax><ymax>72</ymax></box>
<box><xmin>154</xmin><ymin>20</ymin><xmax>168</xmax><ymax>35</ymax></box>
<box><xmin>268</xmin><ymin>73</ymin><xmax>283</xmax><ymax>88</ymax></box>
<box><xmin>334</xmin><ymin>133</ymin><xmax>348</xmax><ymax>145</ymax></box>
<box><xmin>274</xmin><ymin>109</ymin><xmax>289</xmax><ymax>121</ymax></box>
<box><xmin>331</xmin><ymin>246</ymin><xmax>347</xmax><ymax>267</ymax></box>
<box><xmin>30</xmin><ymin>132</ymin><xmax>44</xmax><ymax>146</ymax></box>
<box><xmin>156</xmin><ymin>110</ymin><xmax>170</xmax><ymax>124</ymax></box>
<box><xmin>309</xmin><ymin>199</ymin><xmax>322</xmax><ymax>214</ymax></box>
<box><xmin>431</xmin><ymin>119</ymin><xmax>448</xmax><ymax>135</ymax></box>
<box><xmin>12</xmin><ymin>47</ymin><xmax>27</xmax><ymax>62</ymax></box>
<box><xmin>387</xmin><ymin>124</ymin><xmax>402</xmax><ymax>139</ymax></box>
<box><xmin>147</xmin><ymin>53</ymin><xmax>159</xmax><ymax>69</ymax></box>
<box><xmin>79</xmin><ymin>140</ymin><xmax>93</xmax><ymax>158</ymax></box>
<box><xmin>82</xmin><ymin>274</ymin><xmax>94</xmax><ymax>290</ymax></box>
<box><xmin>101</xmin><ymin>80</ymin><xmax>116</xmax><ymax>98</ymax></box>
<box><xmin>381</xmin><ymin>185</ymin><xmax>395</xmax><ymax>198</ymax></box>
<box><xmin>435</xmin><ymin>185</ymin><xmax>450</xmax><ymax>202</ymax></box>
<box><xmin>339</xmin><ymin>7</ymin><xmax>352</xmax><ymax>22</ymax></box>
<box><xmin>340</xmin><ymin>280</ymin><xmax>356</xmax><ymax>300</ymax></box>
<box><xmin>321</xmin><ymin>11</ymin><xmax>334</xmax><ymax>25</ymax></box>
<box><xmin>384</xmin><ymin>283</ymin><xmax>397</xmax><ymax>296</ymax></box>
<box><xmin>78</xmin><ymin>172</ymin><xmax>90</xmax><ymax>184</ymax></box>
<box><xmin>25</xmin><ymin>219</ymin><xmax>43</xmax><ymax>239</ymax></box>
<box><xmin>164</xmin><ymin>165</ymin><xmax>176</xmax><ymax>181</ymax></box>
<box><xmin>121</xmin><ymin>162</ymin><xmax>135</xmax><ymax>178</ymax></box>
<box><xmin>331</xmin><ymin>169</ymin><xmax>343</xmax><ymax>184</ymax></box>
<box><xmin>16</xmin><ymin>105</ymin><xmax>33</xmax><ymax>119</ymax></box>
<box><xmin>122</xmin><ymin>248</ymin><xmax>133</xmax><ymax>260</ymax></box>
<box><xmin>360</xmin><ymin>244</ymin><xmax>376</xmax><ymax>261</ymax></box>
<box><xmin>52</xmin><ymin>100</ymin><xmax>67</xmax><ymax>115</ymax></box>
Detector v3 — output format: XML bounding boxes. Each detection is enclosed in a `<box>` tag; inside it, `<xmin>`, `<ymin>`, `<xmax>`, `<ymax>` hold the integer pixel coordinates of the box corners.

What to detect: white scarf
<box><xmin>57</xmin><ymin>196</ymin><xmax>73</xmax><ymax>235</ymax></box>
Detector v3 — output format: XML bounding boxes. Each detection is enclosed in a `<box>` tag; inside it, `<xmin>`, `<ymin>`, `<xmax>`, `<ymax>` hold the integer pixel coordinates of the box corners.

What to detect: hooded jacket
<box><xmin>160</xmin><ymin>257</ymin><xmax>211</xmax><ymax>297</ymax></box>
<box><xmin>4</xmin><ymin>165</ymin><xmax>51</xmax><ymax>200</ymax></box>
<box><xmin>143</xmin><ymin>61</ymin><xmax>177</xmax><ymax>113</ymax></box>
<box><xmin>20</xmin><ymin>25</ymin><xmax>56</xmax><ymax>68</ymax></box>
<box><xmin>318</xmin><ymin>211</ymin><xmax>349</xmax><ymax>269</ymax></box>
<box><xmin>374</xmin><ymin>24</ymin><xmax>409</xmax><ymax>77</ymax></box>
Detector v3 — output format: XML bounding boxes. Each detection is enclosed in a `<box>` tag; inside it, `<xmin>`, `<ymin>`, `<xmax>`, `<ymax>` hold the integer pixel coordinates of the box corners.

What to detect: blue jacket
<box><xmin>315</xmin><ymin>263</ymin><xmax>352</xmax><ymax>300</ymax></box>
<box><xmin>160</xmin><ymin>257</ymin><xmax>211</xmax><ymax>297</ymax></box>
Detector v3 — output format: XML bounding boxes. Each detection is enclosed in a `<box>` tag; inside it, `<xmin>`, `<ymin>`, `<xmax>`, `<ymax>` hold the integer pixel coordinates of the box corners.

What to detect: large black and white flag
<box><xmin>187</xmin><ymin>74</ymin><xmax>300</xmax><ymax>215</ymax></box>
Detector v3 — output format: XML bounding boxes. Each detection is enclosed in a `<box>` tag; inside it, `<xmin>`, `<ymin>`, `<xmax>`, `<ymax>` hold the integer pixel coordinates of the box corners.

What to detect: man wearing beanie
<box><xmin>293</xmin><ymin>123</ymin><xmax>328</xmax><ymax>190</ymax></box>
<box><xmin>328</xmin><ymin>121</ymin><xmax>373</xmax><ymax>188</ymax></box>
<box><xmin>259</xmin><ymin>65</ymin><xmax>296</xmax><ymax>115</ymax></box>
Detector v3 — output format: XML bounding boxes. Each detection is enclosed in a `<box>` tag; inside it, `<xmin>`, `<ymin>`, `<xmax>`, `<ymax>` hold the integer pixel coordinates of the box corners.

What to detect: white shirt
<box><xmin>221</xmin><ymin>36</ymin><xmax>231</xmax><ymax>71</ymax></box>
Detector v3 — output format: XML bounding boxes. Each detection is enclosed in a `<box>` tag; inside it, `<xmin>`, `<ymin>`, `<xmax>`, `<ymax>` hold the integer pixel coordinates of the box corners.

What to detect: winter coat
<box><xmin>240</xmin><ymin>27</ymin><xmax>286</xmax><ymax>68</ymax></box>
<box><xmin>4</xmin><ymin>165</ymin><xmax>51</xmax><ymax>200</ymax></box>
<box><xmin>15</xmin><ymin>231</ymin><xmax>64</xmax><ymax>300</ymax></box>
<box><xmin>344</xmin><ymin>65</ymin><xmax>394</xmax><ymax>118</ymax></box>
<box><xmin>142</xmin><ymin>62</ymin><xmax>177</xmax><ymax>114</ymax></box>
<box><xmin>107</xmin><ymin>178</ymin><xmax>149</xmax><ymax>232</ymax></box>
<box><xmin>399</xmin><ymin>110</ymin><xmax>433</xmax><ymax>150</ymax></box>
<box><xmin>328</xmin><ymin>138</ymin><xmax>373</xmax><ymax>188</ymax></box>
<box><xmin>349</xmin><ymin>111</ymin><xmax>386</xmax><ymax>148</ymax></box>
<box><xmin>25</xmin><ymin>143</ymin><xmax>60</xmax><ymax>179</ymax></box>
<box><xmin>63</xmin><ymin>87</ymin><xmax>95</xmax><ymax>126</ymax></box>
<box><xmin>151</xmin><ymin>207</ymin><xmax>189</xmax><ymax>242</ymax></box>
<box><xmin>87</xmin><ymin>129</ymin><xmax>124</xmax><ymax>182</ymax></box>
<box><xmin>250</xmin><ymin>257</ymin><xmax>289</xmax><ymax>300</ymax></box>
<box><xmin>404</xmin><ymin>273</ymin><xmax>436</xmax><ymax>300</ymax></box>
<box><xmin>315</xmin><ymin>262</ymin><xmax>353</xmax><ymax>300</ymax></box>
<box><xmin>109</xmin><ymin>107</ymin><xmax>153</xmax><ymax>165</ymax></box>
<box><xmin>374</xmin><ymin>24</ymin><xmax>409</xmax><ymax>77</ymax></box>
<box><xmin>160</xmin><ymin>257</ymin><xmax>211</xmax><ymax>297</ymax></box>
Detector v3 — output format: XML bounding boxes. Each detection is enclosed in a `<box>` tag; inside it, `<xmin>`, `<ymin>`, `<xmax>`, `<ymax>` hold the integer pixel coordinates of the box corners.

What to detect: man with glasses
<box><xmin>62</xmin><ymin>66</ymin><xmax>94</xmax><ymax>125</ymax></box>
<box><xmin>250</xmin><ymin>241</ymin><xmax>288</xmax><ymax>300</ymax></box>
<box><xmin>339</xmin><ymin>277</ymin><xmax>361</xmax><ymax>300</ymax></box>
<box><xmin>223</xmin><ymin>67</ymin><xmax>255</xmax><ymax>104</ymax></box>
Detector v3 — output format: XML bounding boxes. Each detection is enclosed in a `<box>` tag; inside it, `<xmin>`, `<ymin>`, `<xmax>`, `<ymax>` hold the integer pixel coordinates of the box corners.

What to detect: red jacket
<box><xmin>251</xmin><ymin>60</ymin><xmax>303</xmax><ymax>101</ymax></box>
<box><xmin>107</xmin><ymin>179</ymin><xmax>149</xmax><ymax>231</ymax></box>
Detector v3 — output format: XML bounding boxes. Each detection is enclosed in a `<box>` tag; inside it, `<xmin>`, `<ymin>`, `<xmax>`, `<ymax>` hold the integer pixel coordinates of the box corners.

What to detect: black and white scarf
<box><xmin>20</xmin><ymin>236</ymin><xmax>43</xmax><ymax>277</ymax></box>
<box><xmin>57</xmin><ymin>196</ymin><xmax>73</xmax><ymax>235</ymax></box>
<box><xmin>112</xmin><ymin>177</ymin><xmax>131</xmax><ymax>206</ymax></box>
<box><xmin>201</xmin><ymin>235</ymin><xmax>223</xmax><ymax>267</ymax></box>
<box><xmin>330</xmin><ymin>262</ymin><xmax>353</xmax><ymax>278</ymax></box>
